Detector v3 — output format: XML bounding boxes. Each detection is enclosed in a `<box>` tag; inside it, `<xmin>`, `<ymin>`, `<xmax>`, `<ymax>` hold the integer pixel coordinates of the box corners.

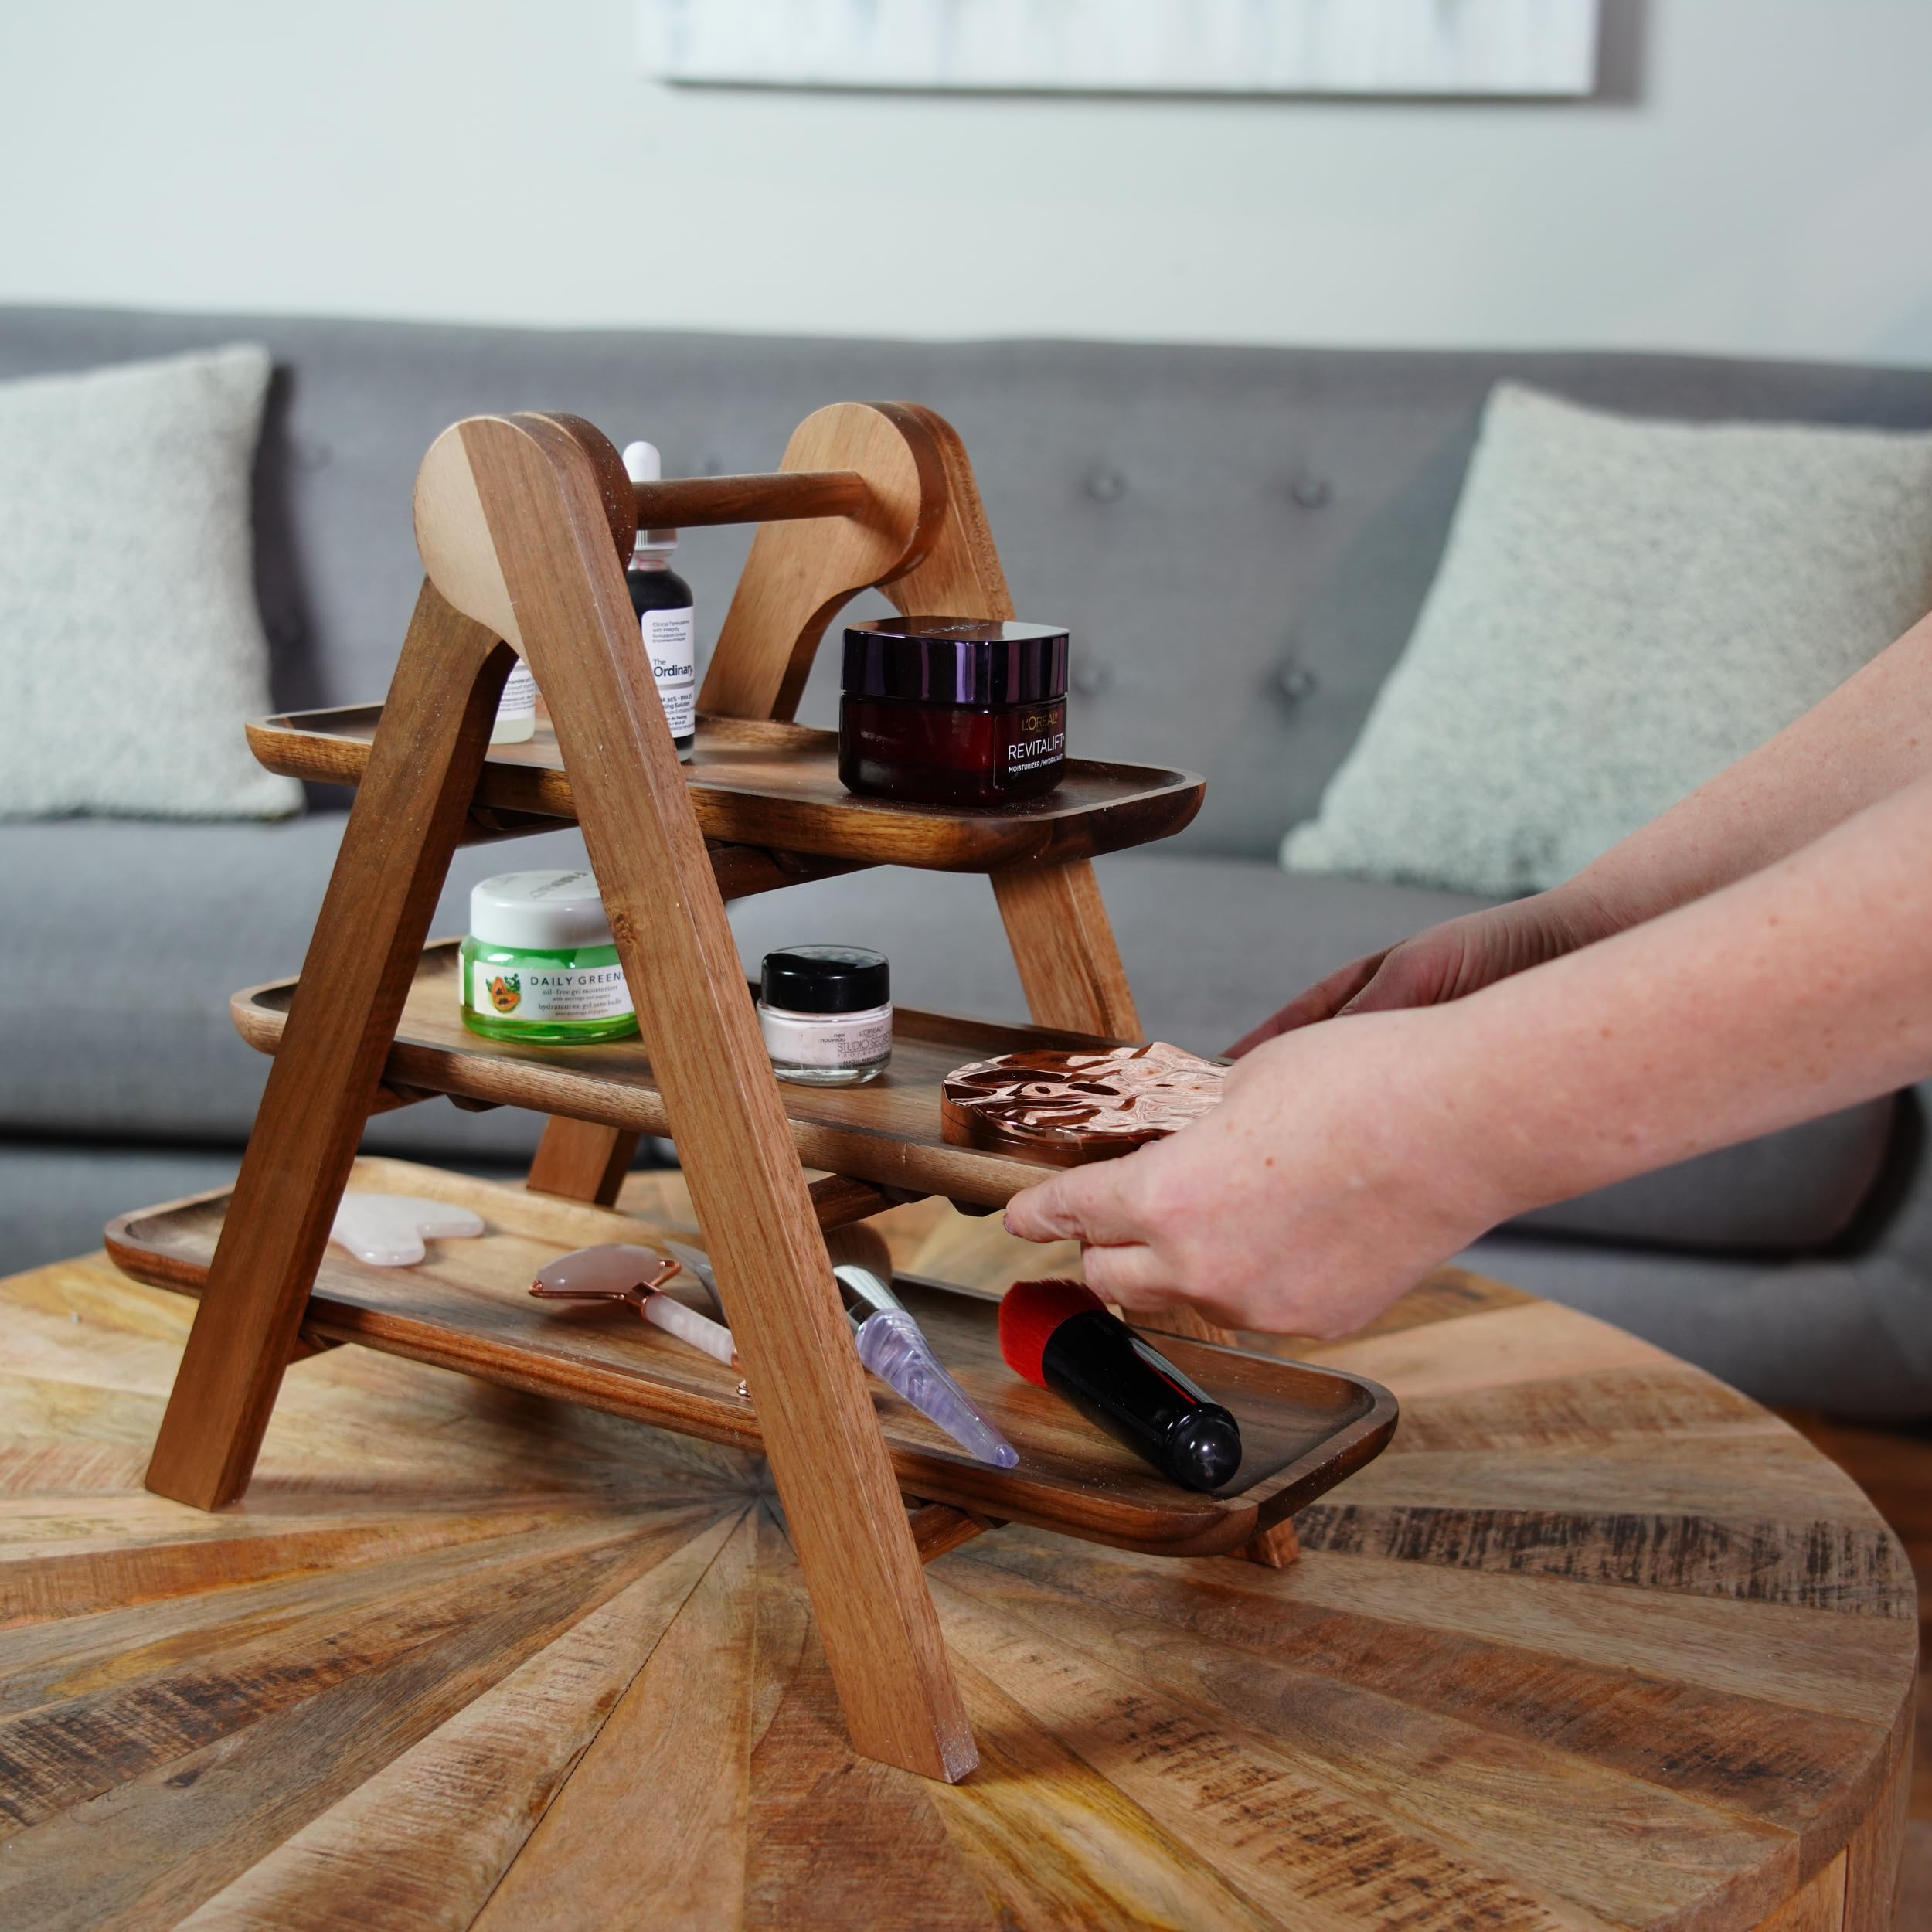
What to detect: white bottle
<box><xmin>622</xmin><ymin>440</ymin><xmax>697</xmax><ymax>762</ymax></box>
<box><xmin>490</xmin><ymin>658</ymin><xmax>538</xmax><ymax>745</ymax></box>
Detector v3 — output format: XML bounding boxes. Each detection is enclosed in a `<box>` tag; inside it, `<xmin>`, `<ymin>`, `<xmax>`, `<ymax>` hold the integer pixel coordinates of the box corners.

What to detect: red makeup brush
<box><xmin>998</xmin><ymin>1277</ymin><xmax>1106</xmax><ymax>1386</ymax></box>
<box><xmin>998</xmin><ymin>1278</ymin><xmax>1241</xmax><ymax>1492</ymax></box>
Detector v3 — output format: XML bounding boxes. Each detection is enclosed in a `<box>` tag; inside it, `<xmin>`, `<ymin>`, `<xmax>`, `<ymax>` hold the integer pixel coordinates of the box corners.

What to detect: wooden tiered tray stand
<box><xmin>115</xmin><ymin>402</ymin><xmax>1396</xmax><ymax>1783</ymax></box>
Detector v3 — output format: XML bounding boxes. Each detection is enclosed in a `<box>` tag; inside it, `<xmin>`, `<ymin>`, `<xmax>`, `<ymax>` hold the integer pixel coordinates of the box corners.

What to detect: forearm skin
<box><xmin>1427</xmin><ymin>767</ymin><xmax>1932</xmax><ymax>1226</ymax></box>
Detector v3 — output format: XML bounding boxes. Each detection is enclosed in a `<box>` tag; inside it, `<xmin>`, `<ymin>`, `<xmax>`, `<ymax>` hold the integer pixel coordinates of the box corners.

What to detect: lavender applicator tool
<box><xmin>828</xmin><ymin>1231</ymin><xmax>1019</xmax><ymax>1470</ymax></box>
<box><xmin>671</xmin><ymin>1233</ymin><xmax>1018</xmax><ymax>1468</ymax></box>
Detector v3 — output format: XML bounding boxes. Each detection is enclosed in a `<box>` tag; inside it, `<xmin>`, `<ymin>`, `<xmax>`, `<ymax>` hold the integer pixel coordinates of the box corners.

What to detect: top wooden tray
<box><xmin>250</xmin><ymin>708</ymin><xmax>1204</xmax><ymax>873</ymax></box>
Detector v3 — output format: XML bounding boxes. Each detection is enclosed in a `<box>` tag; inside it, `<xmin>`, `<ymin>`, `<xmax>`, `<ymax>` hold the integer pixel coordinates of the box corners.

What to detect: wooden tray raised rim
<box><xmin>248</xmin><ymin>706</ymin><xmax>1205</xmax><ymax>874</ymax></box>
<box><xmin>106</xmin><ymin>1160</ymin><xmax>1397</xmax><ymax>1559</ymax></box>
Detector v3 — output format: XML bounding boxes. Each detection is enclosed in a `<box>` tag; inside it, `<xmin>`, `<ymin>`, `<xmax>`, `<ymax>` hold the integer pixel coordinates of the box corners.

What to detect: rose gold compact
<box><xmin>940</xmin><ymin>1041</ymin><xmax>1227</xmax><ymax>1166</ymax></box>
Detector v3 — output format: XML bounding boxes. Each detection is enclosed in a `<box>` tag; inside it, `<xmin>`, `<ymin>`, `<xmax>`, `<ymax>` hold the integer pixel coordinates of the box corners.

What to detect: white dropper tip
<box><xmin>623</xmin><ymin>440</ymin><xmax>677</xmax><ymax>554</ymax></box>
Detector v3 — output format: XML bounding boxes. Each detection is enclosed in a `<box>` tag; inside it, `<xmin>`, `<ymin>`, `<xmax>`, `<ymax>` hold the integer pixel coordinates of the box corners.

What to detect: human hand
<box><xmin>1226</xmin><ymin>886</ymin><xmax>1611</xmax><ymax>1057</ymax></box>
<box><xmin>1003</xmin><ymin>1009</ymin><xmax>1515</xmax><ymax>1336</ymax></box>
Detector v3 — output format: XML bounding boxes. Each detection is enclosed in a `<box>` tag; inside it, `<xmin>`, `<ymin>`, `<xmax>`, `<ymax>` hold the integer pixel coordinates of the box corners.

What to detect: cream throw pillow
<box><xmin>1284</xmin><ymin>383</ymin><xmax>1932</xmax><ymax>896</ymax></box>
<box><xmin>0</xmin><ymin>343</ymin><xmax>301</xmax><ymax>818</ymax></box>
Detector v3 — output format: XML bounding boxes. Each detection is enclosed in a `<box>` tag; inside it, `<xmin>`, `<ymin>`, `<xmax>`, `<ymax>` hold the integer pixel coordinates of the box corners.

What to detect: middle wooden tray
<box><xmin>234</xmin><ymin>943</ymin><xmax>1147</xmax><ymax>1207</ymax></box>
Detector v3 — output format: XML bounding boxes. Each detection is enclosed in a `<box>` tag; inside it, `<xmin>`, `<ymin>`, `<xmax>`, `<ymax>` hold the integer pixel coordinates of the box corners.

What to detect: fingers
<box><xmin>1081</xmin><ymin>1241</ymin><xmax>1254</xmax><ymax>1332</ymax></box>
<box><xmin>1226</xmin><ymin>951</ymin><xmax>1388</xmax><ymax>1056</ymax></box>
<box><xmin>1078</xmin><ymin>1240</ymin><xmax>1174</xmax><ymax>1303</ymax></box>
<box><xmin>1002</xmin><ymin>1158</ymin><xmax>1143</xmax><ymax>1246</ymax></box>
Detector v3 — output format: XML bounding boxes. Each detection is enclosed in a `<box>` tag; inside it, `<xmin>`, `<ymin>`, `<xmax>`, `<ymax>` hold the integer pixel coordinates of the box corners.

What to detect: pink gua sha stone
<box><xmin>328</xmin><ymin>1193</ymin><xmax>486</xmax><ymax>1267</ymax></box>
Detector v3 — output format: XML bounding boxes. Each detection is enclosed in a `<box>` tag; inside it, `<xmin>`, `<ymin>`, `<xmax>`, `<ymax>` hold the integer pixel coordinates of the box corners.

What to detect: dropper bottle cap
<box><xmin>622</xmin><ymin>440</ymin><xmax>677</xmax><ymax>557</ymax></box>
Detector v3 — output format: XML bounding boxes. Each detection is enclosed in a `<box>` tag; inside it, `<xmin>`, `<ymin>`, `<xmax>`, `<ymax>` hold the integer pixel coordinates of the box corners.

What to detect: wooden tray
<box><xmin>248</xmin><ymin>709</ymin><xmax>1204</xmax><ymax>873</ymax></box>
<box><xmin>107</xmin><ymin>1158</ymin><xmax>1396</xmax><ymax>1559</ymax></box>
<box><xmin>233</xmin><ymin>944</ymin><xmax>1158</xmax><ymax>1207</ymax></box>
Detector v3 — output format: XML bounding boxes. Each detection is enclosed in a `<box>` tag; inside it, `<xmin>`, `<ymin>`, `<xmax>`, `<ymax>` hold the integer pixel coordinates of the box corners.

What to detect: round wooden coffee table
<box><xmin>0</xmin><ymin>1236</ymin><xmax>1913</xmax><ymax>1931</ymax></box>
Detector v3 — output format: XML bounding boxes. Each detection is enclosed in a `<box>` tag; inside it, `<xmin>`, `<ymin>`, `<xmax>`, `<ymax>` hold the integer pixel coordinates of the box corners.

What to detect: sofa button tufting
<box><xmin>1275</xmin><ymin>660</ymin><xmax>1318</xmax><ymax>704</ymax></box>
<box><xmin>1290</xmin><ymin>472</ymin><xmax>1332</xmax><ymax>509</ymax></box>
<box><xmin>1084</xmin><ymin>464</ymin><xmax>1126</xmax><ymax>504</ymax></box>
<box><xmin>1070</xmin><ymin>660</ymin><xmax>1112</xmax><ymax>697</ymax></box>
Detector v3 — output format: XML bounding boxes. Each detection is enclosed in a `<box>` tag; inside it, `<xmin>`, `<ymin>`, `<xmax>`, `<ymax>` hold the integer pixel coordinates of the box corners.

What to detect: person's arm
<box><xmin>1232</xmin><ymin>607</ymin><xmax>1932</xmax><ymax>1053</ymax></box>
<box><xmin>1007</xmin><ymin>767</ymin><xmax>1932</xmax><ymax>1336</ymax></box>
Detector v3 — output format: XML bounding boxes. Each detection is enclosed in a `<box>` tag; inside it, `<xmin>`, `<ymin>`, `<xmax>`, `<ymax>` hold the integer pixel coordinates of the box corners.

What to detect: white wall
<box><xmin>2</xmin><ymin>0</ymin><xmax>1927</xmax><ymax>365</ymax></box>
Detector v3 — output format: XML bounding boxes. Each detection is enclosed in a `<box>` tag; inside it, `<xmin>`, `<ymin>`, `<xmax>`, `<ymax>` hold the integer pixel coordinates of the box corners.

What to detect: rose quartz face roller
<box><xmin>529</xmin><ymin>1243</ymin><xmax>738</xmax><ymax>1367</ymax></box>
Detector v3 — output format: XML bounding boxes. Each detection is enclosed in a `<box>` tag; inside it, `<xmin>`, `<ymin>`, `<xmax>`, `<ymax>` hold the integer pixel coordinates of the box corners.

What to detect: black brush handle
<box><xmin>1041</xmin><ymin>1309</ymin><xmax>1242</xmax><ymax>1492</ymax></box>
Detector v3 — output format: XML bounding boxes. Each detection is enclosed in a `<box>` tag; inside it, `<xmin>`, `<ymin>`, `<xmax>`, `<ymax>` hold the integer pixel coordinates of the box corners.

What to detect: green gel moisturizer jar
<box><xmin>459</xmin><ymin>869</ymin><xmax>639</xmax><ymax>1044</ymax></box>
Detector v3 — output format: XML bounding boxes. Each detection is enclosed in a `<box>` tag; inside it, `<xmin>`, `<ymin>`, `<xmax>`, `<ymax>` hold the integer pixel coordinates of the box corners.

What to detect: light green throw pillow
<box><xmin>0</xmin><ymin>343</ymin><xmax>301</xmax><ymax>819</ymax></box>
<box><xmin>1284</xmin><ymin>383</ymin><xmax>1932</xmax><ymax>896</ymax></box>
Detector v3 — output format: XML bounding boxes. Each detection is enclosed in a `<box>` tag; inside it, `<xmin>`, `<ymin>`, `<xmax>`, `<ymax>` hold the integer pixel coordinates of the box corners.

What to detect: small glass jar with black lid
<box><xmin>838</xmin><ymin>617</ymin><xmax>1069</xmax><ymax>806</ymax></box>
<box><xmin>757</xmin><ymin>945</ymin><xmax>893</xmax><ymax>1086</ymax></box>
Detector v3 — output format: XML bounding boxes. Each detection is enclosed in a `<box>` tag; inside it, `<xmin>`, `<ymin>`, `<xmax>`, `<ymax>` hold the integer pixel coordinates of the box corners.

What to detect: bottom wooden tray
<box><xmin>107</xmin><ymin>1157</ymin><xmax>1397</xmax><ymax>1558</ymax></box>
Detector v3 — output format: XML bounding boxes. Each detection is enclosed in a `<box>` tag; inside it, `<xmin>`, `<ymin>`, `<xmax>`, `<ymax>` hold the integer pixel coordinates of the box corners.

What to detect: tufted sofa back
<box><xmin>6</xmin><ymin>307</ymin><xmax>1931</xmax><ymax>857</ymax></box>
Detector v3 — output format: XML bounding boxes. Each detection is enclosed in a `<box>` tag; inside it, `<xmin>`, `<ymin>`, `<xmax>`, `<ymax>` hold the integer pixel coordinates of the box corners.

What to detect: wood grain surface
<box><xmin>245</xmin><ymin>709</ymin><xmax>1205</xmax><ymax>873</ymax></box>
<box><xmin>4</xmin><ymin>1177</ymin><xmax>1912</xmax><ymax>1930</ymax></box>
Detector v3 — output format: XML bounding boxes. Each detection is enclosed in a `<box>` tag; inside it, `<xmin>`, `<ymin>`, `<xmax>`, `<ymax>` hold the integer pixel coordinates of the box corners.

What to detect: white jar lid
<box><xmin>469</xmin><ymin>870</ymin><xmax>615</xmax><ymax>951</ymax></box>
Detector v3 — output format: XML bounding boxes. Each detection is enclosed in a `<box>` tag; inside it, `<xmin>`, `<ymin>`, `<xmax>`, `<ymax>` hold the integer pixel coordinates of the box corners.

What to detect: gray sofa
<box><xmin>5</xmin><ymin>304</ymin><xmax>1931</xmax><ymax>1414</ymax></box>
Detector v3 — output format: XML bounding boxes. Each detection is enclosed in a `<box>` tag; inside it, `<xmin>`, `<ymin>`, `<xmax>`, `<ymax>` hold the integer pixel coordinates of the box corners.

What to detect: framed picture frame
<box><xmin>639</xmin><ymin>0</ymin><xmax>1602</xmax><ymax>100</ymax></box>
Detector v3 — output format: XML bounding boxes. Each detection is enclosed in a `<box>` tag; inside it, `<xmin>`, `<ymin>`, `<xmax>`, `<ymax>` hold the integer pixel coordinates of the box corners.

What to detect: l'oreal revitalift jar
<box><xmin>838</xmin><ymin>617</ymin><xmax>1070</xmax><ymax>806</ymax></box>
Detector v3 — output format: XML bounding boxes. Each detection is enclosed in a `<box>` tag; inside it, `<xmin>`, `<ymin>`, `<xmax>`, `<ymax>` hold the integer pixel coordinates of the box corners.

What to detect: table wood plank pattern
<box><xmin>0</xmin><ymin>1197</ymin><xmax>1913</xmax><ymax>1931</ymax></box>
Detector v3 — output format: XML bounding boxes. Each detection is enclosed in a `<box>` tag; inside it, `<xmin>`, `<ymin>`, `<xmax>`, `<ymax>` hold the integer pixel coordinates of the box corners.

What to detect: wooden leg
<box><xmin>992</xmin><ymin>859</ymin><xmax>1141</xmax><ymax>1041</ymax></box>
<box><xmin>907</xmin><ymin>1504</ymin><xmax>1001</xmax><ymax>1564</ymax></box>
<box><xmin>1842</xmin><ymin>1717</ymin><xmax>1910</xmax><ymax>1930</ymax></box>
<box><xmin>426</xmin><ymin>413</ymin><xmax>976</xmax><ymax>1783</ymax></box>
<box><xmin>526</xmin><ymin>1118</ymin><xmax>639</xmax><ymax>1207</ymax></box>
<box><xmin>1233</xmin><ymin>1518</ymin><xmax>1302</xmax><ymax>1567</ymax></box>
<box><xmin>146</xmin><ymin>583</ymin><xmax>505</xmax><ymax>1511</ymax></box>
<box><xmin>808</xmin><ymin>1174</ymin><xmax>928</xmax><ymax>1229</ymax></box>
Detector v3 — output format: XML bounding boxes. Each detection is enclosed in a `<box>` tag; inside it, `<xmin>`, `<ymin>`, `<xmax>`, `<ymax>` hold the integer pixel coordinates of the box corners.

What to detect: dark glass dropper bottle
<box><xmin>622</xmin><ymin>440</ymin><xmax>696</xmax><ymax>762</ymax></box>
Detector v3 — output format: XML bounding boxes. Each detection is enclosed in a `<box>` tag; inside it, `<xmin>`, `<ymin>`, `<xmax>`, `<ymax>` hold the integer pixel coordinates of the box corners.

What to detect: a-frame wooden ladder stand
<box><xmin>131</xmin><ymin>403</ymin><xmax>1394</xmax><ymax>1783</ymax></box>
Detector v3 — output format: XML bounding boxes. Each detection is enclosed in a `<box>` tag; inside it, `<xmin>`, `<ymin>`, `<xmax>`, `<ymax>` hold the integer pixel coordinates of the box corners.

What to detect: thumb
<box><xmin>1226</xmin><ymin>950</ymin><xmax>1387</xmax><ymax>1057</ymax></box>
<box><xmin>1338</xmin><ymin>934</ymin><xmax>1465</xmax><ymax>1015</ymax></box>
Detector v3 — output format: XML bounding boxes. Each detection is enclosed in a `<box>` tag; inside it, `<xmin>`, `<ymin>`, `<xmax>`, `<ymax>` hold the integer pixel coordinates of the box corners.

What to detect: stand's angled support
<box><xmin>992</xmin><ymin>859</ymin><xmax>1144</xmax><ymax>1043</ymax></box>
<box><xmin>145</xmin><ymin>585</ymin><xmax>509</xmax><ymax>1509</ymax></box>
<box><xmin>419</xmin><ymin>410</ymin><xmax>975</xmax><ymax>1782</ymax></box>
<box><xmin>909</xmin><ymin>1503</ymin><xmax>1003</xmax><ymax>1564</ymax></box>
<box><xmin>526</xmin><ymin>1117</ymin><xmax>641</xmax><ymax>1208</ymax></box>
<box><xmin>699</xmin><ymin>402</ymin><xmax>945</xmax><ymax>723</ymax></box>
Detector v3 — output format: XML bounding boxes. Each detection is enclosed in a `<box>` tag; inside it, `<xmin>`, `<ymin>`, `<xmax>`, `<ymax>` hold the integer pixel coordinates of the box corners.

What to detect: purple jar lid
<box><xmin>842</xmin><ymin>617</ymin><xmax>1070</xmax><ymax>706</ymax></box>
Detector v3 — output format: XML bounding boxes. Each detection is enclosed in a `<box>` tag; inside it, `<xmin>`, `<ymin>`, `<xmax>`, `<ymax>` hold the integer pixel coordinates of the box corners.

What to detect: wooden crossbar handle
<box><xmin>632</xmin><ymin>470</ymin><xmax>869</xmax><ymax>529</ymax></box>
